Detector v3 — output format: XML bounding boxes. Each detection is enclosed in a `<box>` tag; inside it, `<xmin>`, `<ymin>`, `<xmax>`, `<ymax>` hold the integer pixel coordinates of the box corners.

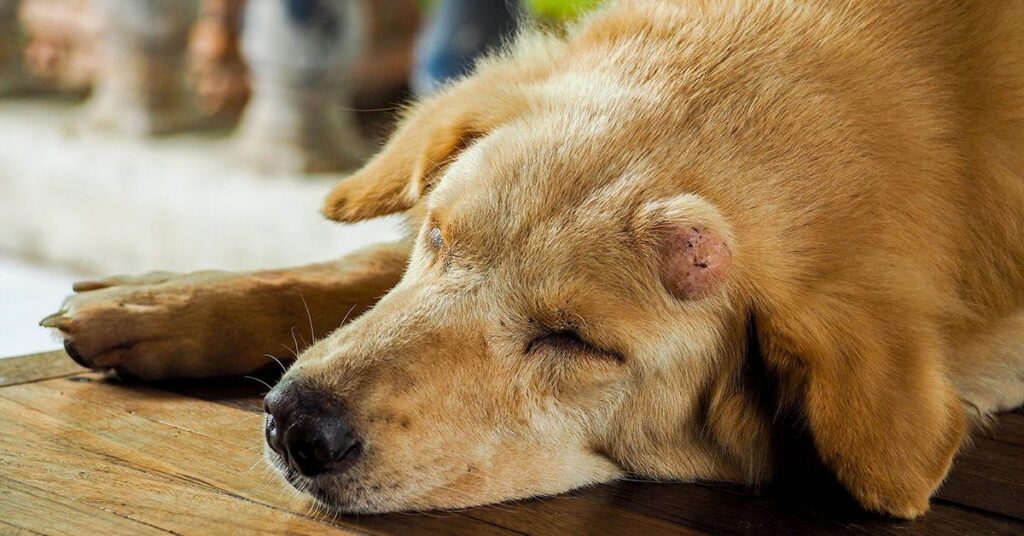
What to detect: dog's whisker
<box><xmin>280</xmin><ymin>342</ymin><xmax>300</xmax><ymax>360</ymax></box>
<box><xmin>299</xmin><ymin>292</ymin><xmax>316</xmax><ymax>345</ymax></box>
<box><xmin>339</xmin><ymin>303</ymin><xmax>358</xmax><ymax>327</ymax></box>
<box><xmin>264</xmin><ymin>353</ymin><xmax>288</xmax><ymax>373</ymax></box>
<box><xmin>248</xmin><ymin>456</ymin><xmax>265</xmax><ymax>472</ymax></box>
<box><xmin>243</xmin><ymin>375</ymin><xmax>273</xmax><ymax>391</ymax></box>
<box><xmin>290</xmin><ymin>326</ymin><xmax>301</xmax><ymax>358</ymax></box>
<box><xmin>304</xmin><ymin>489</ymin><xmax>319</xmax><ymax>518</ymax></box>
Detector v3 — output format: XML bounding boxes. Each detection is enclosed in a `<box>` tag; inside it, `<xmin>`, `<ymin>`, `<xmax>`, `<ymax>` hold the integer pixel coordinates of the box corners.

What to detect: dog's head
<box><xmin>265</xmin><ymin>38</ymin><xmax>964</xmax><ymax>519</ymax></box>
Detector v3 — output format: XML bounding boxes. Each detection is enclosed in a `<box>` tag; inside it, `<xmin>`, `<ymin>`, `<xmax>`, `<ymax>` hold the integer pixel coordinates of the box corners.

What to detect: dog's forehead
<box><xmin>430</xmin><ymin>114</ymin><xmax>638</xmax><ymax>240</ymax></box>
<box><xmin>422</xmin><ymin>125</ymin><xmax>662</xmax><ymax>309</ymax></box>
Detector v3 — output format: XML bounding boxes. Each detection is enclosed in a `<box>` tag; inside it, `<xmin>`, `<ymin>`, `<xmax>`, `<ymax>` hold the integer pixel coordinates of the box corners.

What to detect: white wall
<box><xmin>0</xmin><ymin>253</ymin><xmax>85</xmax><ymax>356</ymax></box>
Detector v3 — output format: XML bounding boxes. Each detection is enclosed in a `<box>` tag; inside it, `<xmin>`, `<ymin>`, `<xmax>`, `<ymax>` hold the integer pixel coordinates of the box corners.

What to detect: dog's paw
<box><xmin>40</xmin><ymin>270</ymin><xmax>264</xmax><ymax>380</ymax></box>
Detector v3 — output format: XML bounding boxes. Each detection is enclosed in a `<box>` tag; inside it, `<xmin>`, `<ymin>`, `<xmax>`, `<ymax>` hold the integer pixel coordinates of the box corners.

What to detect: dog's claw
<box><xmin>72</xmin><ymin>280</ymin><xmax>107</xmax><ymax>292</ymax></box>
<box><xmin>39</xmin><ymin>312</ymin><xmax>70</xmax><ymax>330</ymax></box>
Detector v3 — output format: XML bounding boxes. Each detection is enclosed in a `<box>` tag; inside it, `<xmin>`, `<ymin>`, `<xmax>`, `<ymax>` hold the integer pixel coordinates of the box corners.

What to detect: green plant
<box><xmin>528</xmin><ymin>0</ymin><xmax>603</xmax><ymax>20</ymax></box>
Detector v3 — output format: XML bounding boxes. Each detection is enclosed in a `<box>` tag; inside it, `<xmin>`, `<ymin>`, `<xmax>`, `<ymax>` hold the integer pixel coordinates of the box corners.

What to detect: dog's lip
<box><xmin>276</xmin><ymin>459</ymin><xmax>359</xmax><ymax>511</ymax></box>
<box><xmin>277</xmin><ymin>460</ymin><xmax>319</xmax><ymax>495</ymax></box>
<box><xmin>267</xmin><ymin>442</ymin><xmax>401</xmax><ymax>513</ymax></box>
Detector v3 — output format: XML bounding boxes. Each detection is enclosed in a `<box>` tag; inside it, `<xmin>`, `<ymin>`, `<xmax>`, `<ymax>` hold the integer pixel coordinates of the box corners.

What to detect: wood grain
<box><xmin>0</xmin><ymin>351</ymin><xmax>86</xmax><ymax>387</ymax></box>
<box><xmin>0</xmin><ymin>374</ymin><xmax>511</xmax><ymax>535</ymax></box>
<box><xmin>0</xmin><ymin>351</ymin><xmax>1022</xmax><ymax>535</ymax></box>
<box><xmin>939</xmin><ymin>437</ymin><xmax>1024</xmax><ymax>520</ymax></box>
<box><xmin>0</xmin><ymin>391</ymin><xmax>361</xmax><ymax>535</ymax></box>
<box><xmin>981</xmin><ymin>412</ymin><xmax>1024</xmax><ymax>447</ymax></box>
<box><xmin>0</xmin><ymin>474</ymin><xmax>171</xmax><ymax>535</ymax></box>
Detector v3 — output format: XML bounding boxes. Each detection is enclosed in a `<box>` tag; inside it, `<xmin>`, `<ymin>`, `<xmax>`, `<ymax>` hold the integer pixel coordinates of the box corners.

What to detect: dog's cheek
<box><xmin>662</xmin><ymin>225</ymin><xmax>732</xmax><ymax>300</ymax></box>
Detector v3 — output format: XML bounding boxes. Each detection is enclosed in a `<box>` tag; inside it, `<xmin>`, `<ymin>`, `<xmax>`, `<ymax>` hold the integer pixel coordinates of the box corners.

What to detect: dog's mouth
<box><xmin>264</xmin><ymin>444</ymin><xmax>415</xmax><ymax>514</ymax></box>
<box><xmin>265</xmin><ymin>448</ymin><xmax>355</xmax><ymax>511</ymax></box>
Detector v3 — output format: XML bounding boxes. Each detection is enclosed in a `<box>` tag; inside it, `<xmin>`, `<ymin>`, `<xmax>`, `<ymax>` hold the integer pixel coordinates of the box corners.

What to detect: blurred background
<box><xmin>0</xmin><ymin>0</ymin><xmax>599</xmax><ymax>356</ymax></box>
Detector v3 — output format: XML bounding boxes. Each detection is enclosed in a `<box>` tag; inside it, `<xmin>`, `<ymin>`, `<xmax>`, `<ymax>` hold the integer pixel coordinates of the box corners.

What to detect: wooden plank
<box><xmin>583</xmin><ymin>480</ymin><xmax>881</xmax><ymax>535</ymax></box>
<box><xmin>459</xmin><ymin>492</ymin><xmax>707</xmax><ymax>535</ymax></box>
<box><xmin>0</xmin><ymin>474</ymin><xmax>172</xmax><ymax>535</ymax></box>
<box><xmin>1</xmin><ymin>352</ymin><xmax>1022</xmax><ymax>535</ymax></box>
<box><xmin>20</xmin><ymin>376</ymin><xmax>704</xmax><ymax>535</ymax></box>
<box><xmin>0</xmin><ymin>520</ymin><xmax>44</xmax><ymax>536</ymax></box>
<box><xmin>574</xmin><ymin>475</ymin><xmax>1023</xmax><ymax>535</ymax></box>
<box><xmin>937</xmin><ymin>437</ymin><xmax>1024</xmax><ymax>520</ymax></box>
<box><xmin>29</xmin><ymin>376</ymin><xmax>521</xmax><ymax>535</ymax></box>
<box><xmin>0</xmin><ymin>351</ymin><xmax>84</xmax><ymax>387</ymax></box>
<box><xmin>31</xmin><ymin>374</ymin><xmax>264</xmax><ymax>450</ymax></box>
<box><xmin>32</xmin><ymin>372</ymin><xmax>1024</xmax><ymax>535</ymax></box>
<box><xmin>152</xmin><ymin>374</ymin><xmax>272</xmax><ymax>414</ymax></box>
<box><xmin>0</xmin><ymin>376</ymin><xmax>515</xmax><ymax>535</ymax></box>
<box><xmin>0</xmin><ymin>393</ymin><xmax>365</xmax><ymax>535</ymax></box>
<box><xmin>981</xmin><ymin>412</ymin><xmax>1024</xmax><ymax>447</ymax></box>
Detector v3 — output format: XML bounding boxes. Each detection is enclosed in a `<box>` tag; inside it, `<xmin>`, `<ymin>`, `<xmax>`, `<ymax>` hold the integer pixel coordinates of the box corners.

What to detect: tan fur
<box><xmin>48</xmin><ymin>0</ymin><xmax>1024</xmax><ymax>519</ymax></box>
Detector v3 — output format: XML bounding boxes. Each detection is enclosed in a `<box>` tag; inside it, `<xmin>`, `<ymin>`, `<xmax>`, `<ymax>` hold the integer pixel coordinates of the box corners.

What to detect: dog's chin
<box><xmin>263</xmin><ymin>448</ymin><xmax>422</xmax><ymax>514</ymax></box>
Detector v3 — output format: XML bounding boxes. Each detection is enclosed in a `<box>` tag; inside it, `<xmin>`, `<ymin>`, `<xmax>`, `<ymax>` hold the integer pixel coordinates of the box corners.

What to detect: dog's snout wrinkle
<box><xmin>264</xmin><ymin>378</ymin><xmax>362</xmax><ymax>477</ymax></box>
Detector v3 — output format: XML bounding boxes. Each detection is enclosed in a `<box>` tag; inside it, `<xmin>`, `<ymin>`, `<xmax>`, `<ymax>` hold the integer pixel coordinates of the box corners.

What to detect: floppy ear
<box><xmin>322</xmin><ymin>85</ymin><xmax>523</xmax><ymax>223</ymax></box>
<box><xmin>755</xmin><ymin>291</ymin><xmax>966</xmax><ymax>518</ymax></box>
<box><xmin>644</xmin><ymin>195</ymin><xmax>966</xmax><ymax>517</ymax></box>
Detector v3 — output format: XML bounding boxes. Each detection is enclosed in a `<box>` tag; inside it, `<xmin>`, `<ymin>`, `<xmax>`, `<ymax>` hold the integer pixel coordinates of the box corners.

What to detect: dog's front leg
<box><xmin>40</xmin><ymin>242</ymin><xmax>409</xmax><ymax>380</ymax></box>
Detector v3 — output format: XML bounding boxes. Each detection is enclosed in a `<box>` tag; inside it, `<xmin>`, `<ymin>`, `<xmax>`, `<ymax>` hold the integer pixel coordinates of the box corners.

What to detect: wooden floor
<box><xmin>1</xmin><ymin>351</ymin><xmax>1021</xmax><ymax>535</ymax></box>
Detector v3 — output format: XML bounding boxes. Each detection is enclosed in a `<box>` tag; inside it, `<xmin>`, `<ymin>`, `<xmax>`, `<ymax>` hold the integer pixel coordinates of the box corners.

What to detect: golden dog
<box><xmin>43</xmin><ymin>0</ymin><xmax>1024</xmax><ymax>519</ymax></box>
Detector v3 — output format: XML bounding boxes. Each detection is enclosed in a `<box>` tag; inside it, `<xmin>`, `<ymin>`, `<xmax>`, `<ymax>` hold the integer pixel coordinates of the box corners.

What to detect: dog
<box><xmin>42</xmin><ymin>0</ymin><xmax>1024</xmax><ymax>519</ymax></box>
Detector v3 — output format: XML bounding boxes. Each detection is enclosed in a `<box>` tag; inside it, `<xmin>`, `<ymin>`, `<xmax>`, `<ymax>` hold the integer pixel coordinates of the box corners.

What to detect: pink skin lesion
<box><xmin>663</xmin><ymin>225</ymin><xmax>732</xmax><ymax>300</ymax></box>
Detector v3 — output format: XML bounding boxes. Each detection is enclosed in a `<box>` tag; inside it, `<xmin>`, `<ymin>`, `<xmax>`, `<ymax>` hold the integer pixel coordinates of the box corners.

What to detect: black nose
<box><xmin>264</xmin><ymin>379</ymin><xmax>362</xmax><ymax>477</ymax></box>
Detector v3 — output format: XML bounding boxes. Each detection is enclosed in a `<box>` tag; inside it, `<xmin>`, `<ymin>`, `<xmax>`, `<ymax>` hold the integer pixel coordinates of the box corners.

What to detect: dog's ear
<box><xmin>642</xmin><ymin>194</ymin><xmax>965</xmax><ymax>517</ymax></box>
<box><xmin>755</xmin><ymin>288</ymin><xmax>966</xmax><ymax>518</ymax></box>
<box><xmin>322</xmin><ymin>85</ymin><xmax>523</xmax><ymax>223</ymax></box>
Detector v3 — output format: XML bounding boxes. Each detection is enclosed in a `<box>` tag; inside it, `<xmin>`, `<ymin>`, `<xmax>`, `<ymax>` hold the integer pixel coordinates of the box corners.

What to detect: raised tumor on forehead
<box><xmin>662</xmin><ymin>225</ymin><xmax>732</xmax><ymax>300</ymax></box>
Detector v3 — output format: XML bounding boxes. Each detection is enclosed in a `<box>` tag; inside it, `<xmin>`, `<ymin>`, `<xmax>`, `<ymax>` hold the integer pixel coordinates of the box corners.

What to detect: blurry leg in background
<box><xmin>0</xmin><ymin>0</ymin><xmax>31</xmax><ymax>93</ymax></box>
<box><xmin>78</xmin><ymin>0</ymin><xmax>198</xmax><ymax>136</ymax></box>
<box><xmin>235</xmin><ymin>0</ymin><xmax>368</xmax><ymax>173</ymax></box>
<box><xmin>188</xmin><ymin>0</ymin><xmax>250</xmax><ymax>126</ymax></box>
<box><xmin>411</xmin><ymin>0</ymin><xmax>523</xmax><ymax>96</ymax></box>
<box><xmin>18</xmin><ymin>0</ymin><xmax>101</xmax><ymax>93</ymax></box>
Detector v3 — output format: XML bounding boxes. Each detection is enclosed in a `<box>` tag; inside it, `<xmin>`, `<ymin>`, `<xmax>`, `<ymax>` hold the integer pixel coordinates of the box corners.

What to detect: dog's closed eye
<box><xmin>525</xmin><ymin>330</ymin><xmax>623</xmax><ymax>362</ymax></box>
<box><xmin>526</xmin><ymin>330</ymin><xmax>589</xmax><ymax>353</ymax></box>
